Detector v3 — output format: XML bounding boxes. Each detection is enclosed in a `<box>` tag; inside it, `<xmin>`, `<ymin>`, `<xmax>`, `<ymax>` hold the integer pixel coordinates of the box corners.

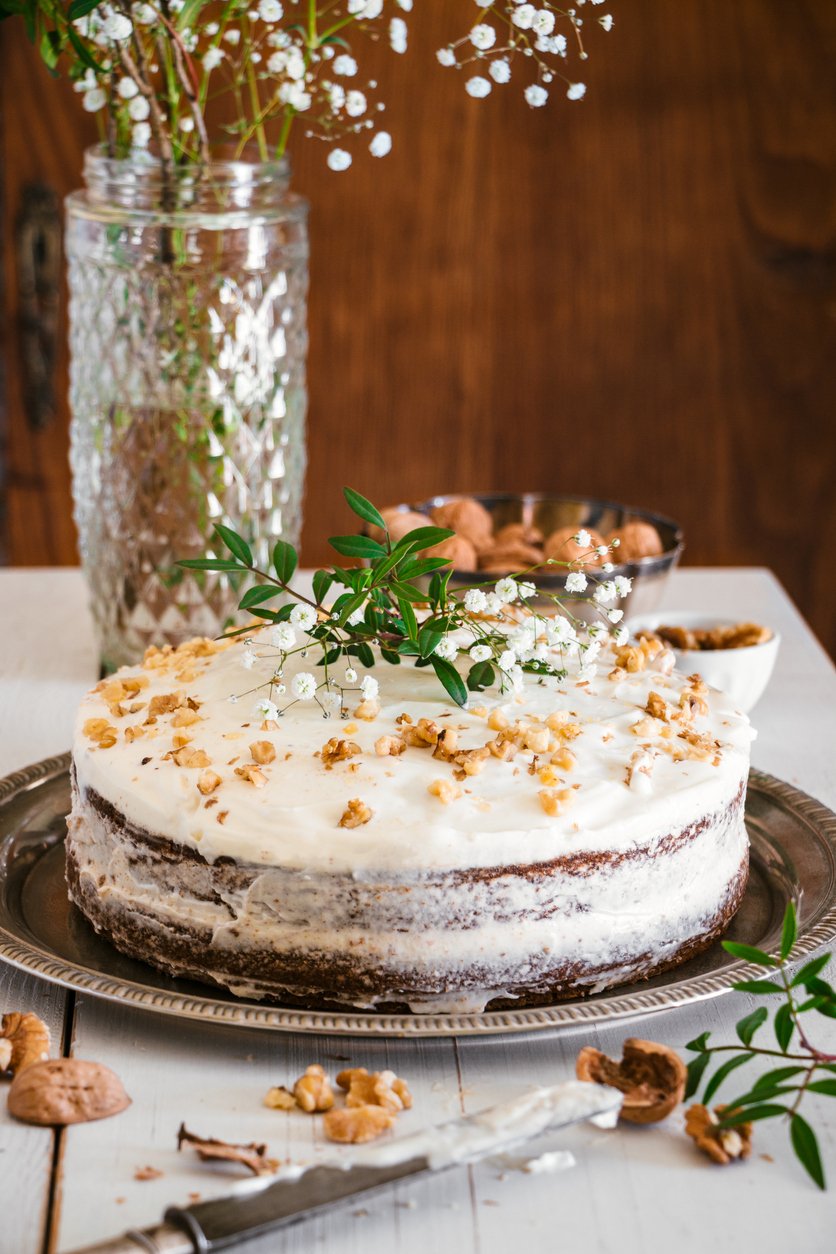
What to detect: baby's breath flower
<box><xmin>83</xmin><ymin>88</ymin><xmax>107</xmax><ymax>112</ymax></box>
<box><xmin>465</xmin><ymin>75</ymin><xmax>492</xmax><ymax>99</ymax></box>
<box><xmin>290</xmin><ymin>603</ymin><xmax>318</xmax><ymax>631</ymax></box>
<box><xmin>518</xmin><ymin>581</ymin><xmax>536</xmax><ymax>599</ymax></box>
<box><xmin>548</xmin><ymin>616</ymin><xmax>577</xmax><ymax>647</ymax></box>
<box><xmin>333</xmin><ymin>54</ymin><xmax>358</xmax><ymax>76</ymax></box>
<box><xmin>361</xmin><ymin>675</ymin><xmax>379</xmax><ymax>699</ymax></box>
<box><xmin>596</xmin><ymin>545</ymin><xmax>609</xmax><ymax>555</ymax></box>
<box><xmin>498</xmin><ymin>648</ymin><xmax>517</xmax><ymax>671</ymax></box>
<box><xmin>593</xmin><ymin>581</ymin><xmax>617</xmax><ymax>605</ymax></box>
<box><xmin>484</xmin><ymin>592</ymin><xmax>504</xmax><ymax>615</ymax></box>
<box><xmin>567</xmin><ymin>82</ymin><xmax>587</xmax><ymax>100</ymax></box>
<box><xmin>489</xmin><ymin>58</ymin><xmax>511</xmax><ymax>84</ymax></box>
<box><xmin>258</xmin><ymin>0</ymin><xmax>283</xmax><ymax>20</ymax></box>
<box><xmin>345</xmin><ymin>90</ymin><xmax>367</xmax><ymax>117</ymax></box>
<box><xmin>369</xmin><ymin>131</ymin><xmax>392</xmax><ymax>157</ymax></box>
<box><xmin>614</xmin><ymin>575</ymin><xmax>633</xmax><ymax>597</ymax></box>
<box><xmin>292</xmin><ymin>672</ymin><xmax>317</xmax><ymax>700</ymax></box>
<box><xmin>224</xmin><ymin>28</ymin><xmax>241</xmax><ymax>44</ymax></box>
<box><xmin>599</xmin><ymin>14</ymin><xmax>614</xmax><ymax>31</ymax></box>
<box><xmin>608</xmin><ymin>608</ymin><xmax>624</xmax><ymax>624</ymax></box>
<box><xmin>347</xmin><ymin>606</ymin><xmax>365</xmax><ymax>625</ymax></box>
<box><xmin>470</xmin><ymin>644</ymin><xmax>493</xmax><ymax>663</ymax></box>
<box><xmin>575</xmin><ymin>529</ymin><xmax>592</xmax><ymax>547</ymax></box>
<box><xmin>470</xmin><ymin>24</ymin><xmax>496</xmax><ymax>50</ymax></box>
<box><xmin>389</xmin><ymin>17</ymin><xmax>408</xmax><ymax>53</ymax></box>
<box><xmin>132</xmin><ymin>122</ymin><xmax>151</xmax><ymax>147</ymax></box>
<box><xmin>512</xmin><ymin>5</ymin><xmax>536</xmax><ymax>31</ymax></box>
<box><xmin>494</xmin><ymin>577</ymin><xmax>518</xmax><ymax>604</ymax></box>
<box><xmin>242</xmin><ymin>646</ymin><xmax>257</xmax><ymax>670</ymax></box>
<box><xmin>434</xmin><ymin>637</ymin><xmax>458</xmax><ymax>661</ymax></box>
<box><xmin>254</xmin><ymin>697</ymin><xmax>280</xmax><ymax>720</ymax></box>
<box><xmin>436</xmin><ymin>47</ymin><xmax>456</xmax><ymax>67</ymax></box>
<box><xmin>117</xmin><ymin>77</ymin><xmax>138</xmax><ymax>99</ymax></box>
<box><xmin>525</xmin><ymin>85</ymin><xmax>548</xmax><ymax>108</ymax></box>
<box><xmin>614</xmin><ymin>626</ymin><xmax>629</xmax><ymax>646</ymax></box>
<box><xmin>601</xmin><ymin>562</ymin><xmax>615</xmax><ymax>573</ymax></box>
<box><xmin>270</xmin><ymin>623</ymin><xmax>296</xmax><ymax>650</ymax></box>
<box><xmin>345</xmin><ymin>667</ymin><xmax>358</xmax><ymax>683</ymax></box>
<box><xmin>102</xmin><ymin>12</ymin><xmax>133</xmax><ymax>41</ymax></box>
<box><xmin>578</xmin><ymin>662</ymin><xmax>598</xmax><ymax>681</ymax></box>
<box><xmin>202</xmin><ymin>47</ymin><xmax>224</xmax><ymax>71</ymax></box>
<box><xmin>128</xmin><ymin>95</ymin><xmax>150</xmax><ymax>121</ymax></box>
<box><xmin>464</xmin><ymin>588</ymin><xmax>488</xmax><ymax>613</ymax></box>
<box><xmin>565</xmin><ymin>571</ymin><xmax>588</xmax><ymax>593</ymax></box>
<box><xmin>180</xmin><ymin>117</ymin><xmax>195</xmax><ymax>133</ymax></box>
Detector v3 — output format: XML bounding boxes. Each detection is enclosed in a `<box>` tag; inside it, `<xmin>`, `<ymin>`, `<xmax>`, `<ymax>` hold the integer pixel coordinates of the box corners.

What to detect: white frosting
<box><xmin>72</xmin><ymin>628</ymin><xmax>753</xmax><ymax>876</ymax></box>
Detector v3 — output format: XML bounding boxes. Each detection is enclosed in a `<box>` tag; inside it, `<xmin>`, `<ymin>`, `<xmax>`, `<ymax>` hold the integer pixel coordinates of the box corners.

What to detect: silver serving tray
<box><xmin>1</xmin><ymin>755</ymin><xmax>835</xmax><ymax>1038</ymax></box>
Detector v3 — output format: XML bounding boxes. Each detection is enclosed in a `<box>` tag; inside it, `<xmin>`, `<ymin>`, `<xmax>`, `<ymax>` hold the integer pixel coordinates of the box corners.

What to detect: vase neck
<box><xmin>82</xmin><ymin>146</ymin><xmax>292</xmax><ymax>213</ymax></box>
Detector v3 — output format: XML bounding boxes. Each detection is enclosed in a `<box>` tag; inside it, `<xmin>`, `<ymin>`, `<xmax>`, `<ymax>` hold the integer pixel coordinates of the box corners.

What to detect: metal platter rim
<box><xmin>0</xmin><ymin>755</ymin><xmax>834</xmax><ymax>1039</ymax></box>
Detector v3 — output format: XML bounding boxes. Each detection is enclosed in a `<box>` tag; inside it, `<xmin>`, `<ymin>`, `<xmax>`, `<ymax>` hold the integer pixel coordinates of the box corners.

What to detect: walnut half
<box><xmin>8</xmin><ymin>1059</ymin><xmax>131</xmax><ymax>1126</ymax></box>
<box><xmin>685</xmin><ymin>1104</ymin><xmax>753</xmax><ymax>1164</ymax></box>
<box><xmin>1</xmin><ymin>1012</ymin><xmax>51</xmax><ymax>1077</ymax></box>
<box><xmin>576</xmin><ymin>1038</ymin><xmax>686</xmax><ymax>1124</ymax></box>
<box><xmin>323</xmin><ymin>1104</ymin><xmax>396</xmax><ymax>1144</ymax></box>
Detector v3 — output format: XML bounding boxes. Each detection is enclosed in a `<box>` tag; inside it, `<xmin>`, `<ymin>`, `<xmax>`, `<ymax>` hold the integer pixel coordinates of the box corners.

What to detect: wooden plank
<box><xmin>0</xmin><ymin>966</ymin><xmax>69</xmax><ymax>1254</ymax></box>
<box><xmin>56</xmin><ymin>997</ymin><xmax>478</xmax><ymax>1253</ymax></box>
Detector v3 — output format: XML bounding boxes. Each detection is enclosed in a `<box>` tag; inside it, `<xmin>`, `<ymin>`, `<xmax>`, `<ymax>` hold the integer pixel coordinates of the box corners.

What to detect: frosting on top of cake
<box><xmin>72</xmin><ymin>627</ymin><xmax>753</xmax><ymax>873</ymax></box>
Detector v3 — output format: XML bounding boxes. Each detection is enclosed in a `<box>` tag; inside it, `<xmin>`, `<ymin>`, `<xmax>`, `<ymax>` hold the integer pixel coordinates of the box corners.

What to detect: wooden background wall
<box><xmin>1</xmin><ymin>0</ymin><xmax>835</xmax><ymax>653</ymax></box>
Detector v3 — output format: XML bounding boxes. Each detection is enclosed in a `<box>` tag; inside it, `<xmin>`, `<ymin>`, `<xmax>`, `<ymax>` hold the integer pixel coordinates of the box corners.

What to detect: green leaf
<box><xmin>774</xmin><ymin>1003</ymin><xmax>795</xmax><ymax>1053</ymax></box>
<box><xmin>380</xmin><ymin>647</ymin><xmax>401</xmax><ymax>665</ymax></box>
<box><xmin>354</xmin><ymin>642</ymin><xmax>375</xmax><ymax>670</ymax></box>
<box><xmin>329</xmin><ymin>534</ymin><xmax>388</xmax><ymax>560</ymax></box>
<box><xmin>272</xmin><ymin>540</ymin><xmax>298</xmax><ymax>585</ymax></box>
<box><xmin>816</xmin><ymin>1000</ymin><xmax>836</xmax><ymax>1019</ymax></box>
<box><xmin>684</xmin><ymin>1052</ymin><xmax>711</xmax><ymax>1100</ymax></box>
<box><xmin>731</xmin><ymin>978</ymin><xmax>785</xmax><ymax>995</ymax></box>
<box><xmin>178</xmin><ymin>558</ymin><xmax>244</xmax><ymax>572</ymax></box>
<box><xmin>66</xmin><ymin>21</ymin><xmax>104</xmax><ymax>72</ymax></box>
<box><xmin>343</xmin><ymin>487</ymin><xmax>387</xmax><ymax>534</ymax></box>
<box><xmin>751</xmin><ymin>1066</ymin><xmax>806</xmax><ymax>1093</ymax></box>
<box><xmin>337</xmin><ymin>592</ymin><xmax>367</xmax><ymax>627</ymax></box>
<box><xmin>312</xmin><ymin>570</ymin><xmax>334</xmax><ymax>606</ymax></box>
<box><xmin>389</xmin><ymin>580</ymin><xmax>431</xmax><ymax>605</ymax></box>
<box><xmin>428</xmin><ymin>570</ymin><xmax>451</xmax><ymax>608</ymax></box>
<box><xmin>215</xmin><ymin>525</ymin><xmax>252</xmax><ymax>566</ymax></box>
<box><xmin>729</xmin><ymin>1084</ymin><xmax>799</xmax><ymax>1106</ymax></box>
<box><xmin>790</xmin><ymin>953</ymin><xmax>832</xmax><ymax>988</ymax></box>
<box><xmin>418</xmin><ymin>622</ymin><xmax>445</xmax><ymax>659</ymax></box>
<box><xmin>40</xmin><ymin>27</ymin><xmax>62</xmax><ymax>70</ymax></box>
<box><xmin>392</xmin><ymin>526</ymin><xmax>454</xmax><ymax>554</ymax></box>
<box><xmin>722</xmin><ymin>941</ymin><xmax>779</xmax><ymax>967</ymax></box>
<box><xmin>247</xmin><ymin>607</ymin><xmax>280</xmax><ymax>622</ymax></box>
<box><xmin>398</xmin><ymin>597</ymin><xmax>418</xmax><ymax>643</ymax></box>
<box><xmin>780</xmin><ymin>901</ymin><xmax>798</xmax><ymax>960</ymax></box>
<box><xmin>68</xmin><ymin>0</ymin><xmax>103</xmax><ymax>18</ymax></box>
<box><xmin>467</xmin><ymin>661</ymin><xmax>495</xmax><ymax>692</ymax></box>
<box><xmin>719</xmin><ymin>1104</ymin><xmax>789</xmax><ymax>1125</ymax></box>
<box><xmin>398</xmin><ymin>556</ymin><xmax>453</xmax><ymax>579</ymax></box>
<box><xmin>431</xmin><ymin>657</ymin><xmax>467</xmax><ymax>707</ymax></box>
<box><xmin>685</xmin><ymin>1031</ymin><xmax>711</xmax><ymax>1053</ymax></box>
<box><xmin>702</xmin><ymin>1053</ymin><xmax>755</xmax><ymax>1105</ymax></box>
<box><xmin>735</xmin><ymin>1007</ymin><xmax>768</xmax><ymax>1047</ymax></box>
<box><xmin>806</xmin><ymin>1079</ymin><xmax>836</xmax><ymax>1097</ymax></box>
<box><xmin>790</xmin><ymin>1113</ymin><xmax>826</xmax><ymax>1190</ymax></box>
<box><xmin>806</xmin><ymin>976</ymin><xmax>836</xmax><ymax>999</ymax></box>
<box><xmin>238</xmin><ymin>585</ymin><xmax>280</xmax><ymax>610</ymax></box>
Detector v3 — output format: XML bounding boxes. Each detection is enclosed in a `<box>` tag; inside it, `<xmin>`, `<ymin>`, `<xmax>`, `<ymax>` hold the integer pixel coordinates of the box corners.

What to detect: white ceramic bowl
<box><xmin>627</xmin><ymin>611</ymin><xmax>780</xmax><ymax>714</ymax></box>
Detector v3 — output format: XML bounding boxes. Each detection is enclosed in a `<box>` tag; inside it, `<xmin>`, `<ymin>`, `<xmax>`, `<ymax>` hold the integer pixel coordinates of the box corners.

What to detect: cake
<box><xmin>66</xmin><ymin>628</ymin><xmax>753</xmax><ymax>1013</ymax></box>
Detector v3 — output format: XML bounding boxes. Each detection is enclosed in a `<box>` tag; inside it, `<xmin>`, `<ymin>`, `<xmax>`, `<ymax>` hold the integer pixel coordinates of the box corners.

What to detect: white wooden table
<box><xmin>1</xmin><ymin>568</ymin><xmax>835</xmax><ymax>1254</ymax></box>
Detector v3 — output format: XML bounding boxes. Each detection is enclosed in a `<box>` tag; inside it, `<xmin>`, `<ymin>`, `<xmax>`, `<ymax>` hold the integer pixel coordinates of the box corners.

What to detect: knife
<box><xmin>65</xmin><ymin>1081</ymin><xmax>621</xmax><ymax>1254</ymax></box>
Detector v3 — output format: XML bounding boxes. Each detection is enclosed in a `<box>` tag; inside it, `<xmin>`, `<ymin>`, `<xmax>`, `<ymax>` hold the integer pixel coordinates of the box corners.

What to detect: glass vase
<box><xmin>66</xmin><ymin>147</ymin><xmax>308</xmax><ymax>672</ymax></box>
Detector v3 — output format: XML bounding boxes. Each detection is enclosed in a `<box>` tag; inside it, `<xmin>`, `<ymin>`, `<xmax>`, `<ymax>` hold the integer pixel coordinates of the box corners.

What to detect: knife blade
<box><xmin>64</xmin><ymin>1080</ymin><xmax>621</xmax><ymax>1254</ymax></box>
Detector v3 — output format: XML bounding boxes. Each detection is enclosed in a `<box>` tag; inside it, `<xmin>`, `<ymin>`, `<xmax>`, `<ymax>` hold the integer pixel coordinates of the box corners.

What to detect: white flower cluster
<box><xmin>438</xmin><ymin>0</ymin><xmax>613</xmax><ymax>109</ymax></box>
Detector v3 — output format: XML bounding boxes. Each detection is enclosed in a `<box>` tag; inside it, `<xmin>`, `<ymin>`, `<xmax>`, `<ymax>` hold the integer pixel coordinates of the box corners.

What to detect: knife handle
<box><xmin>64</xmin><ymin>1222</ymin><xmax>196</xmax><ymax>1254</ymax></box>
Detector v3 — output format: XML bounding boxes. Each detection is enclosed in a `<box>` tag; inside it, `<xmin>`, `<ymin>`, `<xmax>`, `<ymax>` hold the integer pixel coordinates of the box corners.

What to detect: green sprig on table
<box><xmin>179</xmin><ymin>487</ymin><xmax>621</xmax><ymax>709</ymax></box>
<box><xmin>686</xmin><ymin>901</ymin><xmax>836</xmax><ymax>1190</ymax></box>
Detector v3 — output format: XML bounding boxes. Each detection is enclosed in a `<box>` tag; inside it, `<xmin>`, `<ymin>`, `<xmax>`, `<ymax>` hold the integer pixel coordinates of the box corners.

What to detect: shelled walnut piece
<box><xmin>649</xmin><ymin>622</ymin><xmax>772</xmax><ymax>652</ymax></box>
<box><xmin>267</xmin><ymin>1062</ymin><xmax>413</xmax><ymax>1145</ymax></box>
<box><xmin>685</xmin><ymin>1104</ymin><xmax>753</xmax><ymax>1164</ymax></box>
<box><xmin>0</xmin><ymin>1012</ymin><xmax>50</xmax><ymax>1077</ymax></box>
<box><xmin>576</xmin><ymin>1038</ymin><xmax>686</xmax><ymax>1124</ymax></box>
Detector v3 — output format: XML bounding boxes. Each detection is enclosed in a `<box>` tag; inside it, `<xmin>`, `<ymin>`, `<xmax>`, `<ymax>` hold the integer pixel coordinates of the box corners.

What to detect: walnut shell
<box><xmin>478</xmin><ymin>542</ymin><xmax>544</xmax><ymax>574</ymax></box>
<box><xmin>425</xmin><ymin>534</ymin><xmax>478</xmax><ymax>571</ymax></box>
<box><xmin>543</xmin><ymin>525</ymin><xmax>605</xmax><ymax>566</ymax></box>
<box><xmin>369</xmin><ymin>508</ymin><xmax>431</xmax><ymax>545</ymax></box>
<box><xmin>607</xmin><ymin>522</ymin><xmax>664</xmax><ymax>561</ymax></box>
<box><xmin>7</xmin><ymin>1058</ymin><xmax>131</xmax><ymax>1126</ymax></box>
<box><xmin>494</xmin><ymin>522</ymin><xmax>544</xmax><ymax>547</ymax></box>
<box><xmin>430</xmin><ymin>499</ymin><xmax>494</xmax><ymax>553</ymax></box>
<box><xmin>576</xmin><ymin>1037</ymin><xmax>686</xmax><ymax>1124</ymax></box>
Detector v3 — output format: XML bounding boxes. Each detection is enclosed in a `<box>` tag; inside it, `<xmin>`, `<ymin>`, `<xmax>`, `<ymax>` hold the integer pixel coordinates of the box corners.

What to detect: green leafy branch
<box><xmin>686</xmin><ymin>901</ymin><xmax>836</xmax><ymax>1190</ymax></box>
<box><xmin>179</xmin><ymin>486</ymin><xmax>626</xmax><ymax>710</ymax></box>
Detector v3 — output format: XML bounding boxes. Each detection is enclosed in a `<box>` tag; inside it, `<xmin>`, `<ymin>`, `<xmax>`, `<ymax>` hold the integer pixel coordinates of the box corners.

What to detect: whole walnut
<box><xmin>543</xmin><ymin>525</ymin><xmax>605</xmax><ymax>566</ymax></box>
<box><xmin>430</xmin><ymin>498</ymin><xmax>494</xmax><ymax>554</ymax></box>
<box><xmin>607</xmin><ymin>522</ymin><xmax>664</xmax><ymax>561</ymax></box>
<box><xmin>369</xmin><ymin>508</ymin><xmax>431</xmax><ymax>545</ymax></box>
<box><xmin>426</xmin><ymin>534</ymin><xmax>478</xmax><ymax>572</ymax></box>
